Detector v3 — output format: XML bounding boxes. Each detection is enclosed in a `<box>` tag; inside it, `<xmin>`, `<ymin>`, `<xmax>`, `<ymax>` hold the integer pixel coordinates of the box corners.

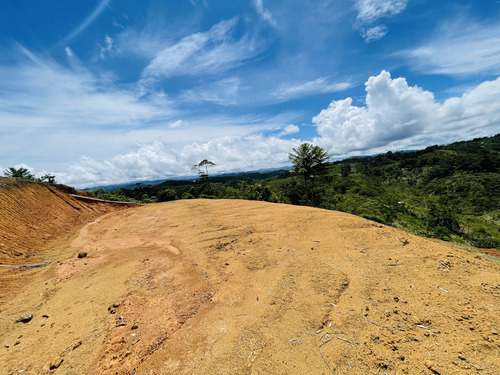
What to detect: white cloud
<box><xmin>253</xmin><ymin>0</ymin><xmax>277</xmax><ymax>26</ymax></box>
<box><xmin>400</xmin><ymin>20</ymin><xmax>500</xmax><ymax>76</ymax></box>
<box><xmin>280</xmin><ymin>124</ymin><xmax>300</xmax><ymax>136</ymax></box>
<box><xmin>116</xmin><ymin>28</ymin><xmax>169</xmax><ymax>60</ymax></box>
<box><xmin>98</xmin><ymin>35</ymin><xmax>115</xmax><ymax>59</ymax></box>
<box><xmin>0</xmin><ymin>48</ymin><xmax>306</xmax><ymax>185</ymax></box>
<box><xmin>168</xmin><ymin>120</ymin><xmax>183</xmax><ymax>128</ymax></box>
<box><xmin>313</xmin><ymin>70</ymin><xmax>500</xmax><ymax>155</ymax></box>
<box><xmin>273</xmin><ymin>77</ymin><xmax>353</xmax><ymax>101</ymax></box>
<box><xmin>355</xmin><ymin>0</ymin><xmax>407</xmax><ymax>24</ymax></box>
<box><xmin>0</xmin><ymin>49</ymin><xmax>179</xmax><ymax>173</ymax></box>
<box><xmin>360</xmin><ymin>25</ymin><xmax>388</xmax><ymax>42</ymax></box>
<box><xmin>140</xmin><ymin>18</ymin><xmax>263</xmax><ymax>92</ymax></box>
<box><xmin>61</xmin><ymin>135</ymin><xmax>301</xmax><ymax>188</ymax></box>
<box><xmin>121</xmin><ymin>114</ymin><xmax>280</xmax><ymax>147</ymax></box>
<box><xmin>180</xmin><ymin>77</ymin><xmax>241</xmax><ymax>105</ymax></box>
<box><xmin>56</xmin><ymin>0</ymin><xmax>111</xmax><ymax>47</ymax></box>
<box><xmin>354</xmin><ymin>0</ymin><xmax>407</xmax><ymax>42</ymax></box>
<box><xmin>0</xmin><ymin>58</ymin><xmax>173</xmax><ymax>130</ymax></box>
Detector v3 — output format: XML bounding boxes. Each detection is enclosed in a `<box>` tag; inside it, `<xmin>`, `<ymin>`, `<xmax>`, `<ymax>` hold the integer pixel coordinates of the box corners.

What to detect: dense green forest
<box><xmin>93</xmin><ymin>134</ymin><xmax>500</xmax><ymax>250</ymax></box>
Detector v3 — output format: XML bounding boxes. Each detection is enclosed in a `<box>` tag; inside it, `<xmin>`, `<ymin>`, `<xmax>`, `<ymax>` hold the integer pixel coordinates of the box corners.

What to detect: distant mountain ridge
<box><xmin>84</xmin><ymin>167</ymin><xmax>290</xmax><ymax>192</ymax></box>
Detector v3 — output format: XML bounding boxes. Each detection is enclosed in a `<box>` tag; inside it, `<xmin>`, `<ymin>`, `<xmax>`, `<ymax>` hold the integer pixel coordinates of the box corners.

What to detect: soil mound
<box><xmin>0</xmin><ymin>198</ymin><xmax>499</xmax><ymax>374</ymax></box>
<box><xmin>0</xmin><ymin>177</ymin><xmax>132</xmax><ymax>265</ymax></box>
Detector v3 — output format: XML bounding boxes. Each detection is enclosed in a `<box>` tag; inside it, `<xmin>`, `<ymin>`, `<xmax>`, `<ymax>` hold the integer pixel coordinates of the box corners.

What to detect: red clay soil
<box><xmin>0</xmin><ymin>177</ymin><xmax>133</xmax><ymax>265</ymax></box>
<box><xmin>0</xmin><ymin>183</ymin><xmax>499</xmax><ymax>375</ymax></box>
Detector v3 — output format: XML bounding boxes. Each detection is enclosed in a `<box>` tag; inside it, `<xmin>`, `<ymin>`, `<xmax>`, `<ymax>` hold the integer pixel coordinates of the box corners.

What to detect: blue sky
<box><xmin>1</xmin><ymin>0</ymin><xmax>499</xmax><ymax>187</ymax></box>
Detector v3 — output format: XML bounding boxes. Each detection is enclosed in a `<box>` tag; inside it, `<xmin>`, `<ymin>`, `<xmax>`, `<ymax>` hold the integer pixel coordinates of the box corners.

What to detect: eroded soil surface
<box><xmin>1</xmin><ymin>186</ymin><xmax>499</xmax><ymax>374</ymax></box>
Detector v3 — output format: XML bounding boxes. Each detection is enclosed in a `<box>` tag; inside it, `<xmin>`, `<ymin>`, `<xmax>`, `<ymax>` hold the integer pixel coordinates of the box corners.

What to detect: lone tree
<box><xmin>288</xmin><ymin>143</ymin><xmax>329</xmax><ymax>205</ymax></box>
<box><xmin>192</xmin><ymin>159</ymin><xmax>216</xmax><ymax>180</ymax></box>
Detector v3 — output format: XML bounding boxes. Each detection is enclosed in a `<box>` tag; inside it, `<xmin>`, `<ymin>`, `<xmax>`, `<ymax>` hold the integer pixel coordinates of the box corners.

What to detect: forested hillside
<box><xmin>94</xmin><ymin>134</ymin><xmax>500</xmax><ymax>250</ymax></box>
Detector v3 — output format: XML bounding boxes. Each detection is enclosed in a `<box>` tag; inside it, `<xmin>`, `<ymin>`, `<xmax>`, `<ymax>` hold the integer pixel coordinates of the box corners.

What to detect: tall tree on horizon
<box><xmin>192</xmin><ymin>159</ymin><xmax>216</xmax><ymax>180</ymax></box>
<box><xmin>288</xmin><ymin>143</ymin><xmax>329</xmax><ymax>205</ymax></box>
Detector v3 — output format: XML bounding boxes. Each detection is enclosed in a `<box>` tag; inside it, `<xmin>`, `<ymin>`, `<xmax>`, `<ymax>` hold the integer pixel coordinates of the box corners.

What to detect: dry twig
<box><xmin>318</xmin><ymin>350</ymin><xmax>336</xmax><ymax>374</ymax></box>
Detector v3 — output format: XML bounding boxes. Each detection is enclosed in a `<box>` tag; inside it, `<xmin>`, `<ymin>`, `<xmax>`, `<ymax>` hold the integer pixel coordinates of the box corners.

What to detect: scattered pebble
<box><xmin>117</xmin><ymin>316</ymin><xmax>126</xmax><ymax>326</ymax></box>
<box><xmin>49</xmin><ymin>357</ymin><xmax>63</xmax><ymax>370</ymax></box>
<box><xmin>108</xmin><ymin>302</ymin><xmax>121</xmax><ymax>314</ymax></box>
<box><xmin>15</xmin><ymin>314</ymin><xmax>33</xmax><ymax>324</ymax></box>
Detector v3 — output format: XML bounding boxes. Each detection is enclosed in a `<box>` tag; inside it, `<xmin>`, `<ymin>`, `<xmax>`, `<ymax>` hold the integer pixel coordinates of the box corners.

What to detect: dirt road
<box><xmin>1</xmin><ymin>199</ymin><xmax>499</xmax><ymax>374</ymax></box>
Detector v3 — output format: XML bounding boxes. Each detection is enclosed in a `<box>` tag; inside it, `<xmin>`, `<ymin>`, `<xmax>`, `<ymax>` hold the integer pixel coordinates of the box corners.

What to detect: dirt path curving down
<box><xmin>0</xmin><ymin>198</ymin><xmax>499</xmax><ymax>374</ymax></box>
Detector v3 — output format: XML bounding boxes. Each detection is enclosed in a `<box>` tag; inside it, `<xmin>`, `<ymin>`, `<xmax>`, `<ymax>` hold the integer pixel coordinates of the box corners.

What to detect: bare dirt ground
<box><xmin>0</xmin><ymin>177</ymin><xmax>133</xmax><ymax>265</ymax></box>
<box><xmin>0</xmin><ymin>182</ymin><xmax>499</xmax><ymax>374</ymax></box>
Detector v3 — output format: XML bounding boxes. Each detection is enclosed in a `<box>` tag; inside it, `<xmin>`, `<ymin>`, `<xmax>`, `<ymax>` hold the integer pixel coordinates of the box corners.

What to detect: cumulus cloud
<box><xmin>273</xmin><ymin>77</ymin><xmax>353</xmax><ymax>101</ymax></box>
<box><xmin>400</xmin><ymin>20</ymin><xmax>500</xmax><ymax>76</ymax></box>
<box><xmin>313</xmin><ymin>70</ymin><xmax>500</xmax><ymax>155</ymax></box>
<box><xmin>61</xmin><ymin>135</ymin><xmax>301</xmax><ymax>187</ymax></box>
<box><xmin>354</xmin><ymin>0</ymin><xmax>407</xmax><ymax>42</ymax></box>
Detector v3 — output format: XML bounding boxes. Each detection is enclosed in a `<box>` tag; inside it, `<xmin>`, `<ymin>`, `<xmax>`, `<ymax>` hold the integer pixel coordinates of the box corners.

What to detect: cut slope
<box><xmin>0</xmin><ymin>199</ymin><xmax>499</xmax><ymax>375</ymax></box>
<box><xmin>0</xmin><ymin>177</ymin><xmax>133</xmax><ymax>265</ymax></box>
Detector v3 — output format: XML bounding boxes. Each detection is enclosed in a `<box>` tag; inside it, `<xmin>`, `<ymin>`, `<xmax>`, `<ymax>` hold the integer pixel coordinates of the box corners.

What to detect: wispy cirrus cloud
<box><xmin>98</xmin><ymin>35</ymin><xmax>116</xmax><ymax>59</ymax></box>
<box><xmin>400</xmin><ymin>19</ymin><xmax>500</xmax><ymax>76</ymax></box>
<box><xmin>354</xmin><ymin>0</ymin><xmax>408</xmax><ymax>42</ymax></box>
<box><xmin>180</xmin><ymin>77</ymin><xmax>241</xmax><ymax>106</ymax></box>
<box><xmin>0</xmin><ymin>55</ymin><xmax>172</xmax><ymax>130</ymax></box>
<box><xmin>355</xmin><ymin>0</ymin><xmax>407</xmax><ymax>24</ymax></box>
<box><xmin>56</xmin><ymin>0</ymin><xmax>112</xmax><ymax>47</ymax></box>
<box><xmin>139</xmin><ymin>18</ymin><xmax>264</xmax><ymax>92</ymax></box>
<box><xmin>360</xmin><ymin>25</ymin><xmax>388</xmax><ymax>43</ymax></box>
<box><xmin>0</xmin><ymin>47</ymin><xmax>177</xmax><ymax>170</ymax></box>
<box><xmin>0</xmin><ymin>46</ymin><xmax>304</xmax><ymax>186</ymax></box>
<box><xmin>273</xmin><ymin>77</ymin><xmax>353</xmax><ymax>101</ymax></box>
<box><xmin>253</xmin><ymin>0</ymin><xmax>277</xmax><ymax>27</ymax></box>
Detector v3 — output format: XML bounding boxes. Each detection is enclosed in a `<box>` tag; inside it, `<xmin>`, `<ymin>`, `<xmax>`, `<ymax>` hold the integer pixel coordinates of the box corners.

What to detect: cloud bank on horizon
<box><xmin>0</xmin><ymin>0</ymin><xmax>499</xmax><ymax>187</ymax></box>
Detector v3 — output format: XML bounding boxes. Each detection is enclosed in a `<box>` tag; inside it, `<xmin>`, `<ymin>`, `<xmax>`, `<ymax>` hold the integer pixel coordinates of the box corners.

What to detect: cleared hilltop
<box><xmin>0</xmin><ymin>180</ymin><xmax>499</xmax><ymax>374</ymax></box>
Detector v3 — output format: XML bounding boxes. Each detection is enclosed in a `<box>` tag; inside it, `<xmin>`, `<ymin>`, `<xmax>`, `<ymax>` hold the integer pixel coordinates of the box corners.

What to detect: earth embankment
<box><xmin>0</xmin><ymin>177</ymin><xmax>133</xmax><ymax>265</ymax></box>
<box><xmin>0</xmin><ymin>187</ymin><xmax>499</xmax><ymax>374</ymax></box>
